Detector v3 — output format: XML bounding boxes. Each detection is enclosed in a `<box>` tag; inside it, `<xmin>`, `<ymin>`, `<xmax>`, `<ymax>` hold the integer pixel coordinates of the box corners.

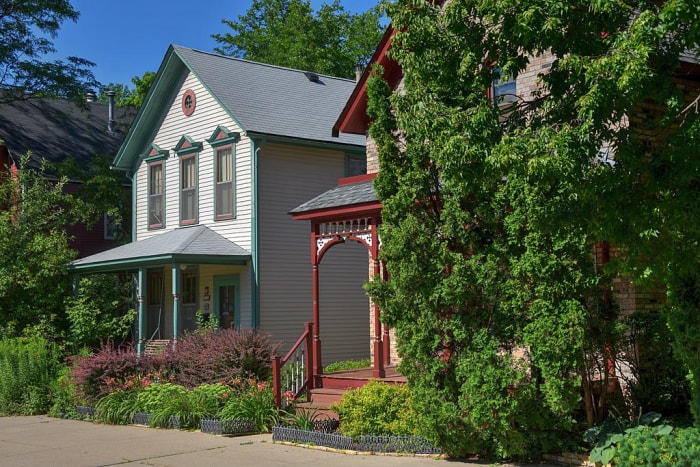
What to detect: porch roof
<box><xmin>289</xmin><ymin>176</ymin><xmax>381</xmax><ymax>221</ymax></box>
<box><xmin>68</xmin><ymin>225</ymin><xmax>250</xmax><ymax>273</ymax></box>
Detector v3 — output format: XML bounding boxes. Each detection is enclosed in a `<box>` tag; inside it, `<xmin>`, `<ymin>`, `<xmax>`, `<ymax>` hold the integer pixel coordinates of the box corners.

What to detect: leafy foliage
<box><xmin>67</xmin><ymin>343</ymin><xmax>171</xmax><ymax>405</ymax></box>
<box><xmin>217</xmin><ymin>380</ymin><xmax>280</xmax><ymax>432</ymax></box>
<box><xmin>171</xmin><ymin>327</ymin><xmax>279</xmax><ymax>388</ymax></box>
<box><xmin>615</xmin><ymin>426</ymin><xmax>700</xmax><ymax>466</ymax></box>
<box><xmin>213</xmin><ymin>0</ymin><xmax>384</xmax><ymax>79</ymax></box>
<box><xmin>330</xmin><ymin>380</ymin><xmax>421</xmax><ymax>439</ymax></box>
<box><xmin>584</xmin><ymin>412</ymin><xmax>672</xmax><ymax>465</ymax></box>
<box><xmin>366</xmin><ymin>0</ymin><xmax>700</xmax><ymax>457</ymax></box>
<box><xmin>64</xmin><ymin>274</ymin><xmax>136</xmax><ymax>350</ymax></box>
<box><xmin>68</xmin><ymin>329</ymin><xmax>280</xmax><ymax>403</ymax></box>
<box><xmin>98</xmin><ymin>71</ymin><xmax>155</xmax><ymax>108</ymax></box>
<box><xmin>0</xmin><ymin>0</ymin><xmax>99</xmax><ymax>103</ymax></box>
<box><xmin>95</xmin><ymin>386</ymin><xmax>142</xmax><ymax>425</ymax></box>
<box><xmin>54</xmin><ymin>152</ymin><xmax>132</xmax><ymax>241</ymax></box>
<box><xmin>0</xmin><ymin>155</ymin><xmax>77</xmax><ymax>338</ymax></box>
<box><xmin>324</xmin><ymin>358</ymin><xmax>371</xmax><ymax>373</ymax></box>
<box><xmin>0</xmin><ymin>336</ymin><xmax>61</xmax><ymax>415</ymax></box>
<box><xmin>617</xmin><ymin>311</ymin><xmax>690</xmax><ymax>416</ymax></box>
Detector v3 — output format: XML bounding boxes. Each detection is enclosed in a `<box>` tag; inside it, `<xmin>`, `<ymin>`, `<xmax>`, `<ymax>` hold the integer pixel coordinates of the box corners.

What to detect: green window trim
<box><xmin>208</xmin><ymin>126</ymin><xmax>240</xmax><ymax>221</ymax></box>
<box><xmin>174</xmin><ymin>135</ymin><xmax>201</xmax><ymax>226</ymax></box>
<box><xmin>147</xmin><ymin>160</ymin><xmax>165</xmax><ymax>229</ymax></box>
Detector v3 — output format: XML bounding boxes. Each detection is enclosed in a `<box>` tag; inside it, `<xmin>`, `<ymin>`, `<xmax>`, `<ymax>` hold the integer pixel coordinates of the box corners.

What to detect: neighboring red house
<box><xmin>0</xmin><ymin>95</ymin><xmax>135</xmax><ymax>257</ymax></box>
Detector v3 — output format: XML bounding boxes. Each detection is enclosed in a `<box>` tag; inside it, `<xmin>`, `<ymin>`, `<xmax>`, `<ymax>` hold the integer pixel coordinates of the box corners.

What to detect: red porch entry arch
<box><xmin>290</xmin><ymin>174</ymin><xmax>389</xmax><ymax>385</ymax></box>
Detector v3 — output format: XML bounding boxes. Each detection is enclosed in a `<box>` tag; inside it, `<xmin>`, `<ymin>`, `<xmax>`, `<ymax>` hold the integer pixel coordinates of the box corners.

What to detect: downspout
<box><xmin>250</xmin><ymin>137</ymin><xmax>265</xmax><ymax>328</ymax></box>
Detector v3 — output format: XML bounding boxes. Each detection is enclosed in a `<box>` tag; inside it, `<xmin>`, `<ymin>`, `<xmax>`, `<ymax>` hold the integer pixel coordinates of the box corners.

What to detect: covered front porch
<box><xmin>282</xmin><ymin>173</ymin><xmax>397</xmax><ymax>403</ymax></box>
<box><xmin>68</xmin><ymin>225</ymin><xmax>251</xmax><ymax>353</ymax></box>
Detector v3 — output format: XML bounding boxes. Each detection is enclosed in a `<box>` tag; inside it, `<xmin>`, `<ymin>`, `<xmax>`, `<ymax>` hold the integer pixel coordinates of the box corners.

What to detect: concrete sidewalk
<box><xmin>0</xmin><ymin>416</ymin><xmax>548</xmax><ymax>466</ymax></box>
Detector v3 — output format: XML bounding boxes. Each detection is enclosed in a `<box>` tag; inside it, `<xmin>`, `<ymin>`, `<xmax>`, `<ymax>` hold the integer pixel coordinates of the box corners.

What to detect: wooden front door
<box><xmin>146</xmin><ymin>269</ymin><xmax>165</xmax><ymax>339</ymax></box>
<box><xmin>214</xmin><ymin>275</ymin><xmax>239</xmax><ymax>329</ymax></box>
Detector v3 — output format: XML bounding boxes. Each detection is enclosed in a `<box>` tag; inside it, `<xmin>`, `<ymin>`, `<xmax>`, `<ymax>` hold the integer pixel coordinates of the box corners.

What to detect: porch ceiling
<box><xmin>68</xmin><ymin>225</ymin><xmax>250</xmax><ymax>273</ymax></box>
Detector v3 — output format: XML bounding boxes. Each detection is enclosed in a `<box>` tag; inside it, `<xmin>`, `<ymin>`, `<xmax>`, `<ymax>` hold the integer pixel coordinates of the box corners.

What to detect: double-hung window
<box><xmin>346</xmin><ymin>154</ymin><xmax>367</xmax><ymax>177</ymax></box>
<box><xmin>180</xmin><ymin>154</ymin><xmax>197</xmax><ymax>224</ymax></box>
<box><xmin>148</xmin><ymin>161</ymin><xmax>164</xmax><ymax>229</ymax></box>
<box><xmin>207</xmin><ymin>126</ymin><xmax>239</xmax><ymax>220</ymax></box>
<box><xmin>174</xmin><ymin>136</ymin><xmax>202</xmax><ymax>226</ymax></box>
<box><xmin>215</xmin><ymin>146</ymin><xmax>234</xmax><ymax>219</ymax></box>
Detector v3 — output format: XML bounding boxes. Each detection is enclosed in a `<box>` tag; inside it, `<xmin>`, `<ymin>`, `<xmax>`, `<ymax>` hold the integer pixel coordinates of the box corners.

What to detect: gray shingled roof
<box><xmin>0</xmin><ymin>98</ymin><xmax>135</xmax><ymax>171</ymax></box>
<box><xmin>290</xmin><ymin>180</ymin><xmax>378</xmax><ymax>214</ymax></box>
<box><xmin>69</xmin><ymin>225</ymin><xmax>250</xmax><ymax>272</ymax></box>
<box><xmin>173</xmin><ymin>46</ymin><xmax>365</xmax><ymax>147</ymax></box>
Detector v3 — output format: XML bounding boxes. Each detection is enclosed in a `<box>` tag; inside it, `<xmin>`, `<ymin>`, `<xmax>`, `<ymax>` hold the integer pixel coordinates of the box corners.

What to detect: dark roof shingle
<box><xmin>173</xmin><ymin>46</ymin><xmax>365</xmax><ymax>147</ymax></box>
<box><xmin>0</xmin><ymin>98</ymin><xmax>135</xmax><ymax>170</ymax></box>
<box><xmin>290</xmin><ymin>180</ymin><xmax>377</xmax><ymax>214</ymax></box>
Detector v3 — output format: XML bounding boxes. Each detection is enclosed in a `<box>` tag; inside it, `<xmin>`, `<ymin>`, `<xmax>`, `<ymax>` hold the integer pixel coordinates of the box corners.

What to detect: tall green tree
<box><xmin>0</xmin><ymin>0</ymin><xmax>99</xmax><ymax>103</ymax></box>
<box><xmin>0</xmin><ymin>155</ymin><xmax>77</xmax><ymax>338</ymax></box>
<box><xmin>213</xmin><ymin>0</ymin><xmax>384</xmax><ymax>79</ymax></box>
<box><xmin>99</xmin><ymin>71</ymin><xmax>155</xmax><ymax>108</ymax></box>
<box><xmin>367</xmin><ymin>0</ymin><xmax>699</xmax><ymax>458</ymax></box>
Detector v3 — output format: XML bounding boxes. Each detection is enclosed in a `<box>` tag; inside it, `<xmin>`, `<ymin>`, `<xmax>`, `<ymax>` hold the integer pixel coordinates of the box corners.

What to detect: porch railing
<box><xmin>272</xmin><ymin>322</ymin><xmax>313</xmax><ymax>408</ymax></box>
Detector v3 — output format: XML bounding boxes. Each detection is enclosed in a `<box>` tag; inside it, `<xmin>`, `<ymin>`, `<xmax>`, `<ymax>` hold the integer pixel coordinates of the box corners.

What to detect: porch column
<box><xmin>371</xmin><ymin>217</ymin><xmax>385</xmax><ymax>378</ymax></box>
<box><xmin>172</xmin><ymin>264</ymin><xmax>181</xmax><ymax>346</ymax></box>
<box><xmin>312</xmin><ymin>261</ymin><xmax>323</xmax><ymax>386</ymax></box>
<box><xmin>381</xmin><ymin>261</ymin><xmax>390</xmax><ymax>366</ymax></box>
<box><xmin>137</xmin><ymin>268</ymin><xmax>146</xmax><ymax>356</ymax></box>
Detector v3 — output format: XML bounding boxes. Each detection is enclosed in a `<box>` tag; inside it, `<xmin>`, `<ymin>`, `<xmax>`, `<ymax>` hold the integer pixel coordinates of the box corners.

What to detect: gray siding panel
<box><xmin>258</xmin><ymin>144</ymin><xmax>369</xmax><ymax>364</ymax></box>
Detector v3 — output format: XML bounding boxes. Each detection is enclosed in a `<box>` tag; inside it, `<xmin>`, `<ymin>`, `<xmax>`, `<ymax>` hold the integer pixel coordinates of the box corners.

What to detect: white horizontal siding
<box><xmin>134</xmin><ymin>72</ymin><xmax>252</xmax><ymax>250</ymax></box>
<box><xmin>258</xmin><ymin>143</ymin><xmax>370</xmax><ymax>364</ymax></box>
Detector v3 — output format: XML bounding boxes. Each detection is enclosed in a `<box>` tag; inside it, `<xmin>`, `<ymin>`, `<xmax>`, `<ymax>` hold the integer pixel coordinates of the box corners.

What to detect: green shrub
<box><xmin>48</xmin><ymin>366</ymin><xmax>80</xmax><ymax>419</ymax></box>
<box><xmin>619</xmin><ymin>312</ymin><xmax>690</xmax><ymax>416</ymax></box>
<box><xmin>95</xmin><ymin>388</ymin><xmax>141</xmax><ymax>425</ymax></box>
<box><xmin>330</xmin><ymin>380</ymin><xmax>421</xmax><ymax>439</ymax></box>
<box><xmin>155</xmin><ymin>383</ymin><xmax>228</xmax><ymax>429</ymax></box>
<box><xmin>614</xmin><ymin>426</ymin><xmax>700</xmax><ymax>466</ymax></box>
<box><xmin>218</xmin><ymin>380</ymin><xmax>279</xmax><ymax>432</ymax></box>
<box><xmin>0</xmin><ymin>336</ymin><xmax>61</xmax><ymax>415</ymax></box>
<box><xmin>172</xmin><ymin>328</ymin><xmax>279</xmax><ymax>388</ymax></box>
<box><xmin>324</xmin><ymin>359</ymin><xmax>371</xmax><ymax>373</ymax></box>
<box><xmin>585</xmin><ymin>412</ymin><xmax>673</xmax><ymax>465</ymax></box>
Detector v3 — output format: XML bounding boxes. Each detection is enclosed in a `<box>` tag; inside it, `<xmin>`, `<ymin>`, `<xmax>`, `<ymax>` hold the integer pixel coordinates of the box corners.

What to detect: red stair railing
<box><xmin>272</xmin><ymin>322</ymin><xmax>314</xmax><ymax>408</ymax></box>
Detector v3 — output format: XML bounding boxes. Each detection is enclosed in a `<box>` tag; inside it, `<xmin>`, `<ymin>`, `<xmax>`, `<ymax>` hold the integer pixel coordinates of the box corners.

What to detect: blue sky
<box><xmin>51</xmin><ymin>0</ymin><xmax>383</xmax><ymax>89</ymax></box>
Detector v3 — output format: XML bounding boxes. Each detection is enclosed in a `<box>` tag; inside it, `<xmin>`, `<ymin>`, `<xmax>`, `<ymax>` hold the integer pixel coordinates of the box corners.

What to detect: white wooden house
<box><xmin>69</xmin><ymin>46</ymin><xmax>371</xmax><ymax>363</ymax></box>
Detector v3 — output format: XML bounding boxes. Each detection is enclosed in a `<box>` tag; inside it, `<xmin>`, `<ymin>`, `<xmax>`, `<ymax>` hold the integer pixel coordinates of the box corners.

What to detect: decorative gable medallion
<box><xmin>181</xmin><ymin>89</ymin><xmax>196</xmax><ymax>116</ymax></box>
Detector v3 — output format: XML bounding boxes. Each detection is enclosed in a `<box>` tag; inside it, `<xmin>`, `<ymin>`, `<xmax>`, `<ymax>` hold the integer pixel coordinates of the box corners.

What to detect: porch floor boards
<box><xmin>300</xmin><ymin>366</ymin><xmax>405</xmax><ymax>411</ymax></box>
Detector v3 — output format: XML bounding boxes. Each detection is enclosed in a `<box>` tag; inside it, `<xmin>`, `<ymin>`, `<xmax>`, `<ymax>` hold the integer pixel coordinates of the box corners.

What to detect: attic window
<box><xmin>182</xmin><ymin>89</ymin><xmax>196</xmax><ymax>116</ymax></box>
